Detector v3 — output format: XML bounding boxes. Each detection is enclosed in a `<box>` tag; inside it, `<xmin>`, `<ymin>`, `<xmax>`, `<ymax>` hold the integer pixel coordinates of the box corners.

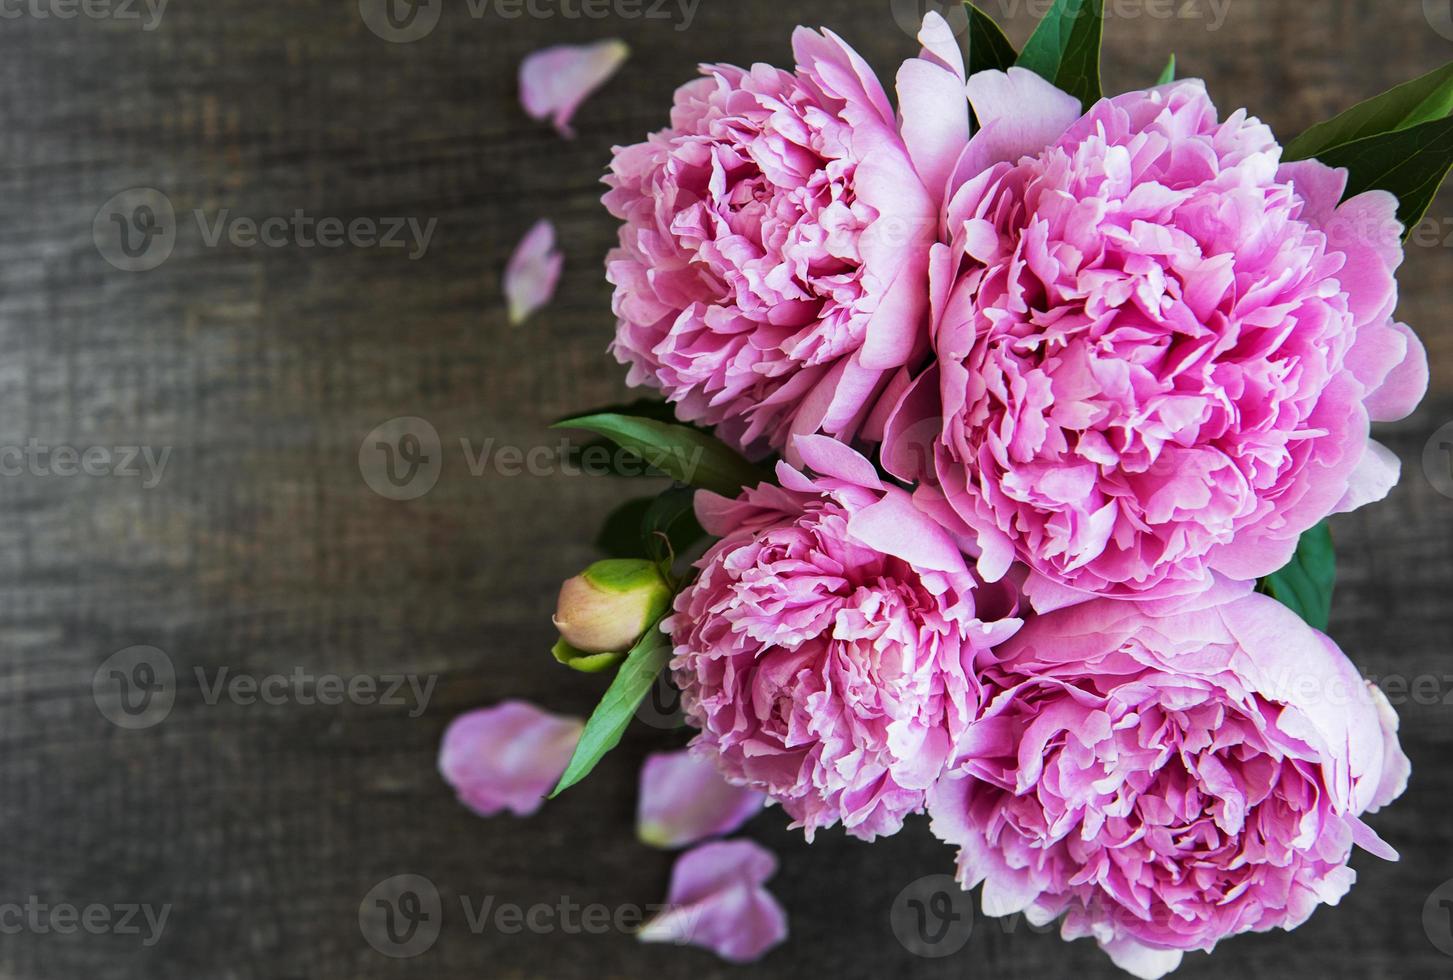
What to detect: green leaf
<box><xmin>551</xmin><ymin>397</ymin><xmax>681</xmax><ymax>427</ymax></box>
<box><xmin>553</xmin><ymin>413</ymin><xmax>768</xmax><ymax>497</ymax></box>
<box><xmin>1015</xmin><ymin>0</ymin><xmax>1103</xmax><ymax>110</ymax></box>
<box><xmin>594</xmin><ymin>497</ymin><xmax>655</xmax><ymax>558</ymax></box>
<box><xmin>641</xmin><ymin>485</ymin><xmax>707</xmax><ymax>567</ymax></box>
<box><xmin>1285</xmin><ymin>61</ymin><xmax>1453</xmax><ymax>162</ymax></box>
<box><xmin>966</xmin><ymin>2</ymin><xmax>1018</xmax><ymax>76</ymax></box>
<box><xmin>1155</xmin><ymin>53</ymin><xmax>1176</xmax><ymax>86</ymax></box>
<box><xmin>551</xmin><ymin>637</ymin><xmax>626</xmax><ymax>674</ymax></box>
<box><xmin>1257</xmin><ymin>522</ymin><xmax>1336</xmax><ymax>631</ymax></box>
<box><xmin>550</xmin><ymin>619</ymin><xmax>672</xmax><ymax>796</ymax></box>
<box><xmin>1313</xmin><ymin>114</ymin><xmax>1453</xmax><ymax>235</ymax></box>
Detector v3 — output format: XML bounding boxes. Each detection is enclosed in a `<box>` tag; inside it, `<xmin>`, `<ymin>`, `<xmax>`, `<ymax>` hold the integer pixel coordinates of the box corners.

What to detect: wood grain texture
<box><xmin>0</xmin><ymin>1</ymin><xmax>1451</xmax><ymax>977</ymax></box>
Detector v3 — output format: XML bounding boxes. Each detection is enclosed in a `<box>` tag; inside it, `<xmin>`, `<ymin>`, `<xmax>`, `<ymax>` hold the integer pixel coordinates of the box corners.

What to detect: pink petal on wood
<box><xmin>637</xmin><ymin>750</ymin><xmax>765</xmax><ymax>849</ymax></box>
<box><xmin>504</xmin><ymin>219</ymin><xmax>563</xmax><ymax>325</ymax></box>
<box><xmin>519</xmin><ymin>39</ymin><xmax>630</xmax><ymax>138</ymax></box>
<box><xmin>638</xmin><ymin>840</ymin><xmax>787</xmax><ymax>963</ymax></box>
<box><xmin>438</xmin><ymin>701</ymin><xmax>582</xmax><ymax>817</ymax></box>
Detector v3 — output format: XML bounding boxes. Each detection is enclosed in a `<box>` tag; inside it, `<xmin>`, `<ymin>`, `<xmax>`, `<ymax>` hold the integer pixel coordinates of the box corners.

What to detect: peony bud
<box><xmin>553</xmin><ymin>559</ymin><xmax>671</xmax><ymax>656</ymax></box>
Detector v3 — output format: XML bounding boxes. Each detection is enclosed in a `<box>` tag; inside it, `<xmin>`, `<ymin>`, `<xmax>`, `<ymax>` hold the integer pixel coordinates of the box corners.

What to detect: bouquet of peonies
<box><xmin>447</xmin><ymin>4</ymin><xmax>1449</xmax><ymax>976</ymax></box>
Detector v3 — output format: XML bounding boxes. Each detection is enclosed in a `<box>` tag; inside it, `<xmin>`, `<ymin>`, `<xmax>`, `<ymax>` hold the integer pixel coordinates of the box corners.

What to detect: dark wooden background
<box><xmin>1</xmin><ymin>1</ymin><xmax>1451</xmax><ymax>977</ymax></box>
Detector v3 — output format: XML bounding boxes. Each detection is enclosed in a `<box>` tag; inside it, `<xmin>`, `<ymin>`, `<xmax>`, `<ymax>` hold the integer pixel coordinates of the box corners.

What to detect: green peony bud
<box><xmin>552</xmin><ymin>559</ymin><xmax>671</xmax><ymax>656</ymax></box>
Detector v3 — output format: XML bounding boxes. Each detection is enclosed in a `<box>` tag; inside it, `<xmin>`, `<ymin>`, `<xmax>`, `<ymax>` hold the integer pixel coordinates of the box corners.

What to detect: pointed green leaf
<box><xmin>1015</xmin><ymin>0</ymin><xmax>1103</xmax><ymax>110</ymax></box>
<box><xmin>641</xmin><ymin>485</ymin><xmax>706</xmax><ymax>567</ymax></box>
<box><xmin>553</xmin><ymin>413</ymin><xmax>768</xmax><ymax>497</ymax></box>
<box><xmin>551</xmin><ymin>397</ymin><xmax>681</xmax><ymax>427</ymax></box>
<box><xmin>1156</xmin><ymin>53</ymin><xmax>1176</xmax><ymax>86</ymax></box>
<box><xmin>1257</xmin><ymin>522</ymin><xmax>1336</xmax><ymax>631</ymax></box>
<box><xmin>550</xmin><ymin>620</ymin><xmax>672</xmax><ymax>796</ymax></box>
<box><xmin>551</xmin><ymin>638</ymin><xmax>626</xmax><ymax>674</ymax></box>
<box><xmin>966</xmin><ymin>2</ymin><xmax>1018</xmax><ymax>76</ymax></box>
<box><xmin>1313</xmin><ymin>114</ymin><xmax>1453</xmax><ymax>235</ymax></box>
<box><xmin>594</xmin><ymin>497</ymin><xmax>655</xmax><ymax>558</ymax></box>
<box><xmin>1285</xmin><ymin>61</ymin><xmax>1453</xmax><ymax>162</ymax></box>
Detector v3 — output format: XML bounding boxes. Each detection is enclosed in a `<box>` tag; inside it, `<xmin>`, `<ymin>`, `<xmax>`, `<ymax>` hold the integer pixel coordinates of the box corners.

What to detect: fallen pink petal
<box><xmin>503</xmin><ymin>219</ymin><xmax>563</xmax><ymax>325</ymax></box>
<box><xmin>519</xmin><ymin>39</ymin><xmax>630</xmax><ymax>138</ymax></box>
<box><xmin>637</xmin><ymin>750</ymin><xmax>766</xmax><ymax>849</ymax></box>
<box><xmin>438</xmin><ymin>701</ymin><xmax>582</xmax><ymax>817</ymax></box>
<box><xmin>638</xmin><ymin>840</ymin><xmax>787</xmax><ymax>963</ymax></box>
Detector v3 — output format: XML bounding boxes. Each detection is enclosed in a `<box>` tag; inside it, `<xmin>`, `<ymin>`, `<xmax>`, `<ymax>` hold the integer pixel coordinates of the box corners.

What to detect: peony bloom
<box><xmin>605</xmin><ymin>14</ymin><xmax>972</xmax><ymax>461</ymax></box>
<box><xmin>667</xmin><ymin>435</ymin><xmax>1022</xmax><ymax>841</ymax></box>
<box><xmin>927</xmin><ymin>592</ymin><xmax>1409</xmax><ymax>979</ymax></box>
<box><xmin>884</xmin><ymin>73</ymin><xmax>1429</xmax><ymax>608</ymax></box>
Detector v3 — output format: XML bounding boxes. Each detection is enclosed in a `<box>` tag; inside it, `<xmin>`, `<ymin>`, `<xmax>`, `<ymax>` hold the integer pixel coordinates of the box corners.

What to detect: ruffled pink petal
<box><xmin>503</xmin><ymin>219</ymin><xmax>563</xmax><ymax>325</ymax></box>
<box><xmin>438</xmin><ymin>701</ymin><xmax>582</xmax><ymax>817</ymax></box>
<box><xmin>637</xmin><ymin>750</ymin><xmax>765</xmax><ymax>849</ymax></box>
<box><xmin>1364</xmin><ymin>322</ymin><xmax>1429</xmax><ymax>422</ymax></box>
<box><xmin>638</xmin><ymin>840</ymin><xmax>787</xmax><ymax>963</ymax></box>
<box><xmin>896</xmin><ymin>12</ymin><xmax>970</xmax><ymax>207</ymax></box>
<box><xmin>962</xmin><ymin>67</ymin><xmax>1082</xmax><ymax>169</ymax></box>
<box><xmin>519</xmin><ymin>39</ymin><xmax>629</xmax><ymax>138</ymax></box>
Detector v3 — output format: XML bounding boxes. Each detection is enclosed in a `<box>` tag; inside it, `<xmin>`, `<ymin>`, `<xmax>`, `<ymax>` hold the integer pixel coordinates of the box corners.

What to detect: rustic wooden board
<box><xmin>1</xmin><ymin>1</ymin><xmax>1451</xmax><ymax>977</ymax></box>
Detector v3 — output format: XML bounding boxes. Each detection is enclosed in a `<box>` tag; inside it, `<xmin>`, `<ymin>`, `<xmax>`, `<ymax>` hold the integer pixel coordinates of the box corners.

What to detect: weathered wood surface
<box><xmin>0</xmin><ymin>1</ymin><xmax>1451</xmax><ymax>977</ymax></box>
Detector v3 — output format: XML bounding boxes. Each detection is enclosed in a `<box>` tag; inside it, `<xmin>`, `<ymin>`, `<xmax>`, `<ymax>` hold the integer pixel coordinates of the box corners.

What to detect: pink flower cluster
<box><xmin>602</xmin><ymin>11</ymin><xmax>1424</xmax><ymax>976</ymax></box>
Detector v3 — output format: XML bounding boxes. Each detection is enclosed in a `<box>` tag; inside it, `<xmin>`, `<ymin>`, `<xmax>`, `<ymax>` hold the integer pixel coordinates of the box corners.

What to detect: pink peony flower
<box><xmin>667</xmin><ymin>435</ymin><xmax>1023</xmax><ymax>841</ymax></box>
<box><xmin>927</xmin><ymin>591</ymin><xmax>1409</xmax><ymax>979</ymax></box>
<box><xmin>604</xmin><ymin>14</ymin><xmax>972</xmax><ymax>461</ymax></box>
<box><xmin>884</xmin><ymin>73</ymin><xmax>1429</xmax><ymax>608</ymax></box>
